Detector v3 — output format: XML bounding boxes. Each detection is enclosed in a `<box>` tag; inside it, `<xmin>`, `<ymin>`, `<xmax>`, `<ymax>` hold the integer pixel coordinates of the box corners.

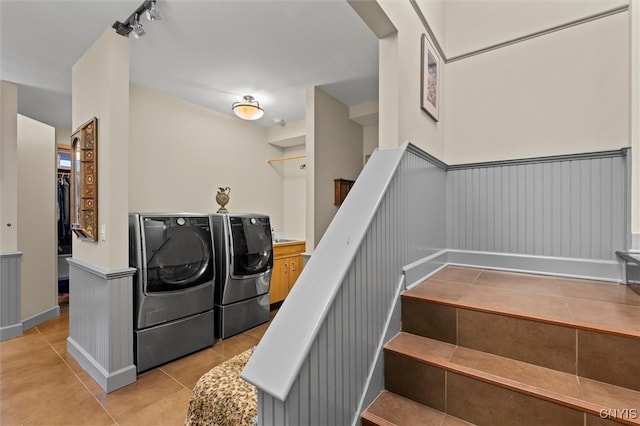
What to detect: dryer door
<box><xmin>229</xmin><ymin>216</ymin><xmax>273</xmax><ymax>278</ymax></box>
<box><xmin>142</xmin><ymin>216</ymin><xmax>214</xmax><ymax>292</ymax></box>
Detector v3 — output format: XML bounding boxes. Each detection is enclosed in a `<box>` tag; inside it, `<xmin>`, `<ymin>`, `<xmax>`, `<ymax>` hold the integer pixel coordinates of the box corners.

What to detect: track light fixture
<box><xmin>130</xmin><ymin>14</ymin><xmax>146</xmax><ymax>39</ymax></box>
<box><xmin>145</xmin><ymin>1</ymin><xmax>161</xmax><ymax>21</ymax></box>
<box><xmin>112</xmin><ymin>0</ymin><xmax>162</xmax><ymax>39</ymax></box>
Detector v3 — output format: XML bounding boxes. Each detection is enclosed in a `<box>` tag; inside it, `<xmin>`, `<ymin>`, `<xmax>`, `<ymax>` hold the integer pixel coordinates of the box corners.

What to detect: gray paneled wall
<box><xmin>255</xmin><ymin>144</ymin><xmax>447</xmax><ymax>425</ymax></box>
<box><xmin>446</xmin><ymin>150</ymin><xmax>629</xmax><ymax>260</ymax></box>
<box><xmin>66</xmin><ymin>259</ymin><xmax>136</xmax><ymax>392</ymax></box>
<box><xmin>0</xmin><ymin>252</ymin><xmax>22</xmax><ymax>341</ymax></box>
<box><xmin>252</xmin><ymin>146</ymin><xmax>631</xmax><ymax>426</ymax></box>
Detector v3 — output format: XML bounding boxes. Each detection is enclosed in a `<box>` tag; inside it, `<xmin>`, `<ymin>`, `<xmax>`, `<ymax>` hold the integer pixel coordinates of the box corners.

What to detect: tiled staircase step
<box><xmin>402</xmin><ymin>271</ymin><xmax>640</xmax><ymax>392</ymax></box>
<box><xmin>384</xmin><ymin>333</ymin><xmax>640</xmax><ymax>426</ymax></box>
<box><xmin>408</xmin><ymin>267</ymin><xmax>640</xmax><ymax>338</ymax></box>
<box><xmin>362</xmin><ymin>390</ymin><xmax>475</xmax><ymax>426</ymax></box>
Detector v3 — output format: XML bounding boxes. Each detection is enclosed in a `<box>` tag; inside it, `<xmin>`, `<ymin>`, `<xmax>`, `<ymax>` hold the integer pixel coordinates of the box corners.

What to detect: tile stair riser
<box><xmin>384</xmin><ymin>349</ymin><xmax>640</xmax><ymax>426</ymax></box>
<box><xmin>401</xmin><ymin>295</ymin><xmax>640</xmax><ymax>391</ymax></box>
<box><xmin>364</xmin><ymin>267</ymin><xmax>640</xmax><ymax>426</ymax></box>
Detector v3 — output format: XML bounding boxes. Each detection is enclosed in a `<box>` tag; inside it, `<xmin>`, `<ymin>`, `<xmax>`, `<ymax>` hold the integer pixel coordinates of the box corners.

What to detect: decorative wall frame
<box><xmin>70</xmin><ymin>117</ymin><xmax>98</xmax><ymax>241</ymax></box>
<box><xmin>420</xmin><ymin>33</ymin><xmax>440</xmax><ymax>122</ymax></box>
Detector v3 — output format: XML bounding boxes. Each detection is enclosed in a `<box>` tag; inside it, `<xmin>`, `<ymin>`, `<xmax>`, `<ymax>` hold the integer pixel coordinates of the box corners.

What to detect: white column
<box><xmin>0</xmin><ymin>81</ymin><xmax>18</xmax><ymax>253</ymax></box>
<box><xmin>68</xmin><ymin>28</ymin><xmax>135</xmax><ymax>392</ymax></box>
<box><xmin>0</xmin><ymin>80</ymin><xmax>23</xmax><ymax>341</ymax></box>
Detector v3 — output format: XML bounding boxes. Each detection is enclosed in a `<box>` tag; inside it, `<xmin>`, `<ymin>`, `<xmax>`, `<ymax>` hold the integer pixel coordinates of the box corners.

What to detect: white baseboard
<box><xmin>446</xmin><ymin>250</ymin><xmax>622</xmax><ymax>282</ymax></box>
<box><xmin>67</xmin><ymin>336</ymin><xmax>137</xmax><ymax>393</ymax></box>
<box><xmin>0</xmin><ymin>305</ymin><xmax>60</xmax><ymax>341</ymax></box>
<box><xmin>0</xmin><ymin>323</ymin><xmax>23</xmax><ymax>342</ymax></box>
<box><xmin>403</xmin><ymin>250</ymin><xmax>448</xmax><ymax>289</ymax></box>
<box><xmin>401</xmin><ymin>249</ymin><xmax>624</xmax><ymax>285</ymax></box>
<box><xmin>22</xmin><ymin>305</ymin><xmax>60</xmax><ymax>331</ymax></box>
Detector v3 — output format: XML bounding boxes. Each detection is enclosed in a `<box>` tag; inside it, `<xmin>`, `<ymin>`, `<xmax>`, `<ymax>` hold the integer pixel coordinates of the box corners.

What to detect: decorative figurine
<box><xmin>216</xmin><ymin>187</ymin><xmax>231</xmax><ymax>213</ymax></box>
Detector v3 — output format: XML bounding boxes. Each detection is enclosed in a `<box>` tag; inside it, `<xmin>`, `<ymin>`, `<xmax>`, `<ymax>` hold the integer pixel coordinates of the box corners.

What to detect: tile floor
<box><xmin>0</xmin><ymin>305</ymin><xmax>277</xmax><ymax>426</ymax></box>
<box><xmin>3</xmin><ymin>267</ymin><xmax>640</xmax><ymax>425</ymax></box>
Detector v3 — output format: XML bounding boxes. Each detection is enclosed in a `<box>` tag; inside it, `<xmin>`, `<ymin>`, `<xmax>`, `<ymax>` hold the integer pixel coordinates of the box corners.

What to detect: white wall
<box><xmin>373</xmin><ymin>0</ymin><xmax>629</xmax><ymax>163</ymax></box>
<box><xmin>0</xmin><ymin>81</ymin><xmax>18</xmax><ymax>253</ymax></box>
<box><xmin>266</xmin><ymin>120</ymin><xmax>305</xmax><ymax>148</ymax></box>
<box><xmin>282</xmin><ymin>144</ymin><xmax>306</xmax><ymax>240</ymax></box>
<box><xmin>17</xmin><ymin>114</ymin><xmax>56</xmax><ymax>320</ymax></box>
<box><xmin>414</xmin><ymin>0</ymin><xmax>445</xmax><ymax>48</ymax></box>
<box><xmin>445</xmin><ymin>0</ymin><xmax>628</xmax><ymax>58</ymax></box>
<box><xmin>363</xmin><ymin>124</ymin><xmax>379</xmax><ymax>162</ymax></box>
<box><xmin>378</xmin><ymin>32</ymin><xmax>399</xmax><ymax>150</ymax></box>
<box><xmin>129</xmin><ymin>84</ymin><xmax>285</xmax><ymax>230</ymax></box>
<box><xmin>445</xmin><ymin>11</ymin><xmax>629</xmax><ymax>164</ymax></box>
<box><xmin>72</xmin><ymin>28</ymin><xmax>129</xmax><ymax>270</ymax></box>
<box><xmin>55</xmin><ymin>128</ymin><xmax>71</xmax><ymax>148</ymax></box>
<box><xmin>377</xmin><ymin>0</ymin><xmax>446</xmax><ymax>159</ymax></box>
<box><xmin>348</xmin><ymin>100</ymin><xmax>379</xmax><ymax>162</ymax></box>
<box><xmin>306</xmin><ymin>87</ymin><xmax>363</xmax><ymax>250</ymax></box>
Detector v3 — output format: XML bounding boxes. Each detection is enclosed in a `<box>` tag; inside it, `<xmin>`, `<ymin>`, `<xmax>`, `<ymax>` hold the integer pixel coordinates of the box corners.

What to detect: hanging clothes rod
<box><xmin>266</xmin><ymin>154</ymin><xmax>306</xmax><ymax>164</ymax></box>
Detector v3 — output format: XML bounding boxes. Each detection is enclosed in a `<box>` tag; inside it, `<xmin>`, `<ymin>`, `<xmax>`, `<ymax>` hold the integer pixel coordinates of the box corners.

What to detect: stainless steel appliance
<box><xmin>129</xmin><ymin>213</ymin><xmax>215</xmax><ymax>372</ymax></box>
<box><xmin>209</xmin><ymin>213</ymin><xmax>273</xmax><ymax>339</ymax></box>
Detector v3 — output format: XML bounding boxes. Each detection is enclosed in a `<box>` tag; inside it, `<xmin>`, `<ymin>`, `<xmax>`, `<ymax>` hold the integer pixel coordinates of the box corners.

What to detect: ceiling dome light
<box><xmin>232</xmin><ymin>96</ymin><xmax>264</xmax><ymax>120</ymax></box>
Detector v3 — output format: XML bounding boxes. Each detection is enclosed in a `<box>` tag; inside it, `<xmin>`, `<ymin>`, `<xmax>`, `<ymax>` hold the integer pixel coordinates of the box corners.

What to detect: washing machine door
<box><xmin>142</xmin><ymin>216</ymin><xmax>214</xmax><ymax>292</ymax></box>
<box><xmin>229</xmin><ymin>216</ymin><xmax>273</xmax><ymax>278</ymax></box>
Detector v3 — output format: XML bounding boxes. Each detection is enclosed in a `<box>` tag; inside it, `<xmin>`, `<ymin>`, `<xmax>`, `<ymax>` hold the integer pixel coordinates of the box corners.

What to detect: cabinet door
<box><xmin>269</xmin><ymin>258</ymin><xmax>290</xmax><ymax>303</ymax></box>
<box><xmin>270</xmin><ymin>258</ymin><xmax>289</xmax><ymax>304</ymax></box>
<box><xmin>288</xmin><ymin>256</ymin><xmax>302</xmax><ymax>291</ymax></box>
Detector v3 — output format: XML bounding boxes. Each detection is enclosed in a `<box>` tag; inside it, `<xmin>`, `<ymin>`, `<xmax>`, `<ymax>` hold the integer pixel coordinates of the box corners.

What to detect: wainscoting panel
<box><xmin>249</xmin><ymin>147</ymin><xmax>631</xmax><ymax>426</ymax></box>
<box><xmin>446</xmin><ymin>150</ymin><xmax>629</xmax><ymax>261</ymax></box>
<box><xmin>247</xmin><ymin>144</ymin><xmax>448</xmax><ymax>425</ymax></box>
<box><xmin>0</xmin><ymin>252</ymin><xmax>22</xmax><ymax>341</ymax></box>
<box><xmin>67</xmin><ymin>258</ymin><xmax>136</xmax><ymax>392</ymax></box>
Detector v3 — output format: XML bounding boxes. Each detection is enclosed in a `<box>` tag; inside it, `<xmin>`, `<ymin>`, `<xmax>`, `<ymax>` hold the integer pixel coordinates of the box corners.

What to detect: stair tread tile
<box><xmin>406</xmin><ymin>278</ymin><xmax>469</xmax><ymax>303</ymax></box>
<box><xmin>364</xmin><ymin>390</ymin><xmax>474</xmax><ymax>426</ymax></box>
<box><xmin>567</xmin><ymin>298</ymin><xmax>640</xmax><ymax>334</ymax></box>
<box><xmin>429</xmin><ymin>266</ymin><xmax>482</xmax><ymax>285</ymax></box>
<box><xmin>580</xmin><ymin>378</ymin><xmax>640</xmax><ymax>413</ymax></box>
<box><xmin>450</xmin><ymin>345</ymin><xmax>583</xmax><ymax>399</ymax></box>
<box><xmin>386</xmin><ymin>332</ymin><xmax>640</xmax><ymax>422</ymax></box>
<box><xmin>386</xmin><ymin>332</ymin><xmax>456</xmax><ymax>363</ymax></box>
<box><xmin>557</xmin><ymin>277</ymin><xmax>640</xmax><ymax>307</ymax></box>
<box><xmin>473</xmin><ymin>269</ymin><xmax>565</xmax><ymax>297</ymax></box>
<box><xmin>406</xmin><ymin>268</ymin><xmax>640</xmax><ymax>338</ymax></box>
<box><xmin>406</xmin><ymin>279</ymin><xmax>574</xmax><ymax>322</ymax></box>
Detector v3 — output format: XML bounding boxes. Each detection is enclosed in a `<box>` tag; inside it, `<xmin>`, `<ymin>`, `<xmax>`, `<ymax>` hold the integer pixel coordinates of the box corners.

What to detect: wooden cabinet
<box><xmin>270</xmin><ymin>241</ymin><xmax>305</xmax><ymax>304</ymax></box>
<box><xmin>334</xmin><ymin>178</ymin><xmax>355</xmax><ymax>206</ymax></box>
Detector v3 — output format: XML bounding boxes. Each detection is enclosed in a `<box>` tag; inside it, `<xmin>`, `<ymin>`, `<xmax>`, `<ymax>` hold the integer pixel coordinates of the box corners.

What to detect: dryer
<box><xmin>209</xmin><ymin>213</ymin><xmax>273</xmax><ymax>339</ymax></box>
<box><xmin>129</xmin><ymin>213</ymin><xmax>215</xmax><ymax>372</ymax></box>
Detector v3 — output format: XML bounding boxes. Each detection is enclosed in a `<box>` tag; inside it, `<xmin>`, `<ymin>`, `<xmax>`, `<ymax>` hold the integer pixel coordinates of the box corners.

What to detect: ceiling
<box><xmin>0</xmin><ymin>0</ymin><xmax>379</xmax><ymax>130</ymax></box>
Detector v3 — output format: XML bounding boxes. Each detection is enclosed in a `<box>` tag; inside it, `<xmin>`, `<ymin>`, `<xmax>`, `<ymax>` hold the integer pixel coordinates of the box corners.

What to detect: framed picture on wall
<box><xmin>70</xmin><ymin>117</ymin><xmax>98</xmax><ymax>241</ymax></box>
<box><xmin>421</xmin><ymin>33</ymin><xmax>440</xmax><ymax>122</ymax></box>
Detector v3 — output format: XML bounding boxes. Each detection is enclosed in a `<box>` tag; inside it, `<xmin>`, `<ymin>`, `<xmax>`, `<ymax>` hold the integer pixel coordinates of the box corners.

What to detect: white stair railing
<box><xmin>241</xmin><ymin>143</ymin><xmax>448</xmax><ymax>426</ymax></box>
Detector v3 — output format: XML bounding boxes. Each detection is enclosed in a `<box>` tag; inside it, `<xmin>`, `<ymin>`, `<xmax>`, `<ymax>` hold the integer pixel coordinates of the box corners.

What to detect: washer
<box><xmin>209</xmin><ymin>213</ymin><xmax>273</xmax><ymax>339</ymax></box>
<box><xmin>129</xmin><ymin>213</ymin><xmax>215</xmax><ymax>372</ymax></box>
